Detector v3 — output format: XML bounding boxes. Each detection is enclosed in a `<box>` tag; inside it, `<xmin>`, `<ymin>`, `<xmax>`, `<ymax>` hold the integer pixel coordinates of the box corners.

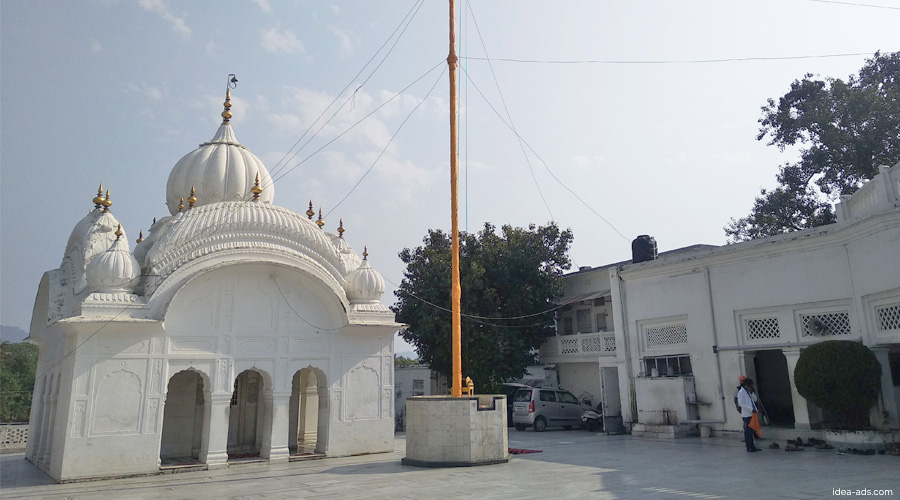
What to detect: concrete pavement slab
<box><xmin>1</xmin><ymin>430</ymin><xmax>897</xmax><ymax>499</ymax></box>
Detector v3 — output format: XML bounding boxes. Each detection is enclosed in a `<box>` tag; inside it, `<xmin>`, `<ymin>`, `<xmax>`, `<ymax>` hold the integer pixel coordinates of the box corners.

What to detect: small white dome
<box><xmin>165</xmin><ymin>97</ymin><xmax>274</xmax><ymax>215</ymax></box>
<box><xmin>86</xmin><ymin>231</ymin><xmax>139</xmax><ymax>292</ymax></box>
<box><xmin>343</xmin><ymin>252</ymin><xmax>385</xmax><ymax>304</ymax></box>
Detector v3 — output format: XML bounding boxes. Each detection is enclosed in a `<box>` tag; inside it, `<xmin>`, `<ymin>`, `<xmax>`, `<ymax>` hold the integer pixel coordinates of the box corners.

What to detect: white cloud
<box><xmin>205</xmin><ymin>40</ymin><xmax>217</xmax><ymax>57</ymax></box>
<box><xmin>571</xmin><ymin>154</ymin><xmax>606</xmax><ymax>169</ymax></box>
<box><xmin>330</xmin><ymin>26</ymin><xmax>354</xmax><ymax>57</ymax></box>
<box><xmin>90</xmin><ymin>39</ymin><xmax>103</xmax><ymax>52</ymax></box>
<box><xmin>138</xmin><ymin>0</ymin><xmax>191</xmax><ymax>39</ymax></box>
<box><xmin>127</xmin><ymin>82</ymin><xmax>164</xmax><ymax>101</ymax></box>
<box><xmin>260</xmin><ymin>28</ymin><xmax>305</xmax><ymax>54</ymax></box>
<box><xmin>328</xmin><ymin>4</ymin><xmax>340</xmax><ymax>15</ymax></box>
<box><xmin>252</xmin><ymin>0</ymin><xmax>272</xmax><ymax>14</ymax></box>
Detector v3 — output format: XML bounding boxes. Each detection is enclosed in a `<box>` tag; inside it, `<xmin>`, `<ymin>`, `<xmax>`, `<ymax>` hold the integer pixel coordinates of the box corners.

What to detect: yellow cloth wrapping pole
<box><xmin>448</xmin><ymin>0</ymin><xmax>462</xmax><ymax>398</ymax></box>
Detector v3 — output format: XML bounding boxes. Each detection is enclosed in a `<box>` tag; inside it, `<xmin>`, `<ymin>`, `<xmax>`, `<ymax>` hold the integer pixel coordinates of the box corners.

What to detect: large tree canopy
<box><xmin>0</xmin><ymin>341</ymin><xmax>38</xmax><ymax>422</ymax></box>
<box><xmin>392</xmin><ymin>222</ymin><xmax>573</xmax><ymax>392</ymax></box>
<box><xmin>726</xmin><ymin>51</ymin><xmax>900</xmax><ymax>242</ymax></box>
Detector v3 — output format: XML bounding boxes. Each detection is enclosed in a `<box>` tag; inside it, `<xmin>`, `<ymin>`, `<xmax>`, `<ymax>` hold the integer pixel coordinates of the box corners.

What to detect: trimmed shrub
<box><xmin>794</xmin><ymin>340</ymin><xmax>881</xmax><ymax>429</ymax></box>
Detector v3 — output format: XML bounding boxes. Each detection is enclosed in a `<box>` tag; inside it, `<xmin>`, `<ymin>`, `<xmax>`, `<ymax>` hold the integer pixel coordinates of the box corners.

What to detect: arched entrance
<box><xmin>160</xmin><ymin>370</ymin><xmax>207</xmax><ymax>466</ymax></box>
<box><xmin>228</xmin><ymin>369</ymin><xmax>267</xmax><ymax>459</ymax></box>
<box><xmin>289</xmin><ymin>367</ymin><xmax>327</xmax><ymax>456</ymax></box>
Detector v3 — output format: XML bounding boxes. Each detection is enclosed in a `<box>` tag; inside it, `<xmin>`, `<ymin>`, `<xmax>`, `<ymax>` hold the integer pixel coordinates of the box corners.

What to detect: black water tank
<box><xmin>632</xmin><ymin>235</ymin><xmax>658</xmax><ymax>264</ymax></box>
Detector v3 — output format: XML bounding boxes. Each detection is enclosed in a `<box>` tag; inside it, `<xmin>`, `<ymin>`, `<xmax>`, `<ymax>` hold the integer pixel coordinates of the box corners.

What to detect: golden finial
<box><xmin>93</xmin><ymin>183</ymin><xmax>105</xmax><ymax>209</ymax></box>
<box><xmin>222</xmin><ymin>88</ymin><xmax>233</xmax><ymax>123</ymax></box>
<box><xmin>251</xmin><ymin>173</ymin><xmax>263</xmax><ymax>201</ymax></box>
<box><xmin>363</xmin><ymin>246</ymin><xmax>368</xmax><ymax>260</ymax></box>
<box><xmin>187</xmin><ymin>186</ymin><xmax>197</xmax><ymax>209</ymax></box>
<box><xmin>316</xmin><ymin>208</ymin><xmax>325</xmax><ymax>228</ymax></box>
<box><xmin>337</xmin><ymin>219</ymin><xmax>345</xmax><ymax>238</ymax></box>
<box><xmin>102</xmin><ymin>189</ymin><xmax>112</xmax><ymax>212</ymax></box>
<box><xmin>136</xmin><ymin>229</ymin><xmax>144</xmax><ymax>244</ymax></box>
<box><xmin>114</xmin><ymin>224</ymin><xmax>123</xmax><ymax>240</ymax></box>
<box><xmin>178</xmin><ymin>197</ymin><xmax>184</xmax><ymax>213</ymax></box>
<box><xmin>306</xmin><ymin>200</ymin><xmax>315</xmax><ymax>219</ymax></box>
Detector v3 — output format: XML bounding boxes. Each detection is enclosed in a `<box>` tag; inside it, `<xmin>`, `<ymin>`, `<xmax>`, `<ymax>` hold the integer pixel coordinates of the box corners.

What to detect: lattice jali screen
<box><xmin>646</xmin><ymin>324</ymin><xmax>688</xmax><ymax>347</ymax></box>
<box><xmin>876</xmin><ymin>304</ymin><xmax>900</xmax><ymax>331</ymax></box>
<box><xmin>746</xmin><ymin>318</ymin><xmax>780</xmax><ymax>340</ymax></box>
<box><xmin>560</xmin><ymin>338</ymin><xmax>579</xmax><ymax>354</ymax></box>
<box><xmin>582</xmin><ymin>336</ymin><xmax>604</xmax><ymax>353</ymax></box>
<box><xmin>603</xmin><ymin>333</ymin><xmax>616</xmax><ymax>352</ymax></box>
<box><xmin>801</xmin><ymin>312</ymin><xmax>851</xmax><ymax>337</ymax></box>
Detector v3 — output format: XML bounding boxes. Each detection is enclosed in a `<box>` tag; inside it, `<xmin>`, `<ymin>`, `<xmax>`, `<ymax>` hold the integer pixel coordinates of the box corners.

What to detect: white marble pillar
<box><xmin>869</xmin><ymin>347</ymin><xmax>900</xmax><ymax>430</ymax></box>
<box><xmin>783</xmin><ymin>348</ymin><xmax>812</xmax><ymax>430</ymax></box>
<box><xmin>201</xmin><ymin>394</ymin><xmax>231</xmax><ymax>469</ymax></box>
<box><xmin>262</xmin><ymin>391</ymin><xmax>290</xmax><ymax>462</ymax></box>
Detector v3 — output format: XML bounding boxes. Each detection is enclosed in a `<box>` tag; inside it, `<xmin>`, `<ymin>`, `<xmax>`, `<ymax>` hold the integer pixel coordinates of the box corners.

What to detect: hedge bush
<box><xmin>793</xmin><ymin>340</ymin><xmax>881</xmax><ymax>429</ymax></box>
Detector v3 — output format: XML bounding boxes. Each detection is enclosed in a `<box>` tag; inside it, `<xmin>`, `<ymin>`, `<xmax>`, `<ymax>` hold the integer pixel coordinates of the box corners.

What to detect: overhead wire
<box><xmin>466</xmin><ymin>1</ymin><xmax>555</xmax><ymax>222</ymax></box>
<box><xmin>461</xmin><ymin>52</ymin><xmax>881</xmax><ymax>65</ymax></box>
<box><xmin>265</xmin><ymin>0</ymin><xmax>426</xmax><ymax>184</ymax></box>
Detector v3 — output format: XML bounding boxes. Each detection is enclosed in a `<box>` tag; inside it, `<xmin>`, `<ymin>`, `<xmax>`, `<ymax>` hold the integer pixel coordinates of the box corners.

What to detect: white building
<box><xmin>543</xmin><ymin>162</ymin><xmax>900</xmax><ymax>438</ymax></box>
<box><xmin>26</xmin><ymin>91</ymin><xmax>401</xmax><ymax>482</ymax></box>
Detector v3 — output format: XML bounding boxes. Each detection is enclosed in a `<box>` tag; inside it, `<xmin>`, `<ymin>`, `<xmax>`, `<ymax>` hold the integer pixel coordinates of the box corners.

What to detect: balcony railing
<box><xmin>541</xmin><ymin>331</ymin><xmax>616</xmax><ymax>360</ymax></box>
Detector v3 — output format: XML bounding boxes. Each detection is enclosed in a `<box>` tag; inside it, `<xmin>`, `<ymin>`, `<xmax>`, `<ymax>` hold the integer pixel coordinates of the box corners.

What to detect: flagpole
<box><xmin>448</xmin><ymin>0</ymin><xmax>462</xmax><ymax>398</ymax></box>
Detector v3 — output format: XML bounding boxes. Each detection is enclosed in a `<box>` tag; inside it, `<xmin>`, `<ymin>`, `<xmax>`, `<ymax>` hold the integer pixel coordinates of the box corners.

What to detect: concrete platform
<box><xmin>2</xmin><ymin>430</ymin><xmax>897</xmax><ymax>499</ymax></box>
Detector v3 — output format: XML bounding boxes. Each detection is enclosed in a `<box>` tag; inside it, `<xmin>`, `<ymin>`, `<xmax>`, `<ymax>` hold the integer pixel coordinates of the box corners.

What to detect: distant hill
<box><xmin>1</xmin><ymin>325</ymin><xmax>28</xmax><ymax>343</ymax></box>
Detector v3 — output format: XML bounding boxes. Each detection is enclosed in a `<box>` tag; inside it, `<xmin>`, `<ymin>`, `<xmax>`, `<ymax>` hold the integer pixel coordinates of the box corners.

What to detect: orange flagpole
<box><xmin>448</xmin><ymin>0</ymin><xmax>462</xmax><ymax>398</ymax></box>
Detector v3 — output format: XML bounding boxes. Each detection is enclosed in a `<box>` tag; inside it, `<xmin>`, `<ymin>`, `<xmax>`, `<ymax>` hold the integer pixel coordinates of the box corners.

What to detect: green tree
<box><xmin>726</xmin><ymin>51</ymin><xmax>900</xmax><ymax>242</ymax></box>
<box><xmin>394</xmin><ymin>355</ymin><xmax>419</xmax><ymax>366</ymax></box>
<box><xmin>0</xmin><ymin>341</ymin><xmax>39</xmax><ymax>422</ymax></box>
<box><xmin>793</xmin><ymin>340</ymin><xmax>881</xmax><ymax>429</ymax></box>
<box><xmin>392</xmin><ymin>222</ymin><xmax>573</xmax><ymax>393</ymax></box>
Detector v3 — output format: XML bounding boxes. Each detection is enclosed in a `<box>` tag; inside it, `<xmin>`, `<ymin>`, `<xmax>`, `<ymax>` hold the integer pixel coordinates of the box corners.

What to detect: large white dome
<box><xmin>165</xmin><ymin>92</ymin><xmax>274</xmax><ymax>215</ymax></box>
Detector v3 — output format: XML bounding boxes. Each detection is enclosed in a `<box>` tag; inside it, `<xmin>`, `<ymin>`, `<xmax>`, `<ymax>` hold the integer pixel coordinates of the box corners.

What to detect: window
<box><xmin>561</xmin><ymin>317</ymin><xmax>574</xmax><ymax>335</ymax></box>
<box><xmin>596</xmin><ymin>313</ymin><xmax>608</xmax><ymax>331</ymax></box>
<box><xmin>644</xmin><ymin>355</ymin><xmax>692</xmax><ymax>377</ymax></box>
<box><xmin>576</xmin><ymin>309</ymin><xmax>592</xmax><ymax>333</ymax></box>
<box><xmin>412</xmin><ymin>379</ymin><xmax>425</xmax><ymax>396</ymax></box>
<box><xmin>514</xmin><ymin>390</ymin><xmax>532</xmax><ymax>402</ymax></box>
<box><xmin>557</xmin><ymin>391</ymin><xmax>579</xmax><ymax>404</ymax></box>
<box><xmin>539</xmin><ymin>390</ymin><xmax>557</xmax><ymax>403</ymax></box>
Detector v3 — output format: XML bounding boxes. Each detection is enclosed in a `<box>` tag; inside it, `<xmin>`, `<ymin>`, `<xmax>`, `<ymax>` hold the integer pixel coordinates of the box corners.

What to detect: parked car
<box><xmin>500</xmin><ymin>383</ymin><xmax>530</xmax><ymax>426</ymax></box>
<box><xmin>512</xmin><ymin>387</ymin><xmax>591</xmax><ymax>431</ymax></box>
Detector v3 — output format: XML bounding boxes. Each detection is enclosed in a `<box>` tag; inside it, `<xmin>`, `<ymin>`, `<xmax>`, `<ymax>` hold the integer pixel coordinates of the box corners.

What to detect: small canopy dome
<box><xmin>343</xmin><ymin>250</ymin><xmax>385</xmax><ymax>304</ymax></box>
<box><xmin>165</xmin><ymin>92</ymin><xmax>274</xmax><ymax>215</ymax></box>
<box><xmin>85</xmin><ymin>227</ymin><xmax>139</xmax><ymax>292</ymax></box>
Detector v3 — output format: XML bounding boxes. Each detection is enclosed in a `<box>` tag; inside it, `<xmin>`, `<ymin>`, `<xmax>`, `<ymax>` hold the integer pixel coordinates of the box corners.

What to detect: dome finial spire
<box><xmin>102</xmin><ymin>189</ymin><xmax>112</xmax><ymax>212</ymax></box>
<box><xmin>114</xmin><ymin>224</ymin><xmax>123</xmax><ymax>240</ymax></box>
<box><xmin>222</xmin><ymin>74</ymin><xmax>238</xmax><ymax>123</ymax></box>
<box><xmin>251</xmin><ymin>173</ymin><xmax>263</xmax><ymax>201</ymax></box>
<box><xmin>136</xmin><ymin>229</ymin><xmax>144</xmax><ymax>244</ymax></box>
<box><xmin>316</xmin><ymin>208</ymin><xmax>325</xmax><ymax>228</ymax></box>
<box><xmin>93</xmin><ymin>183</ymin><xmax>105</xmax><ymax>210</ymax></box>
<box><xmin>306</xmin><ymin>200</ymin><xmax>315</xmax><ymax>219</ymax></box>
<box><xmin>363</xmin><ymin>246</ymin><xmax>368</xmax><ymax>260</ymax></box>
<box><xmin>187</xmin><ymin>186</ymin><xmax>197</xmax><ymax>209</ymax></box>
<box><xmin>338</xmin><ymin>219</ymin><xmax>345</xmax><ymax>238</ymax></box>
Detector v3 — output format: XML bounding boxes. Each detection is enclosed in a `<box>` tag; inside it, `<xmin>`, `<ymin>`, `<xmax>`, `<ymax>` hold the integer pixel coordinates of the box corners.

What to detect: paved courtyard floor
<box><xmin>1</xmin><ymin>430</ymin><xmax>897</xmax><ymax>499</ymax></box>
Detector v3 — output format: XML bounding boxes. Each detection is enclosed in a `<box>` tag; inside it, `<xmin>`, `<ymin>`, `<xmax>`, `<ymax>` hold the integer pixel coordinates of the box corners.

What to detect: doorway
<box><xmin>289</xmin><ymin>367</ymin><xmax>326</xmax><ymax>456</ymax></box>
<box><xmin>753</xmin><ymin>350</ymin><xmax>795</xmax><ymax>427</ymax></box>
<box><xmin>227</xmin><ymin>370</ymin><xmax>265</xmax><ymax>459</ymax></box>
<box><xmin>160</xmin><ymin>370</ymin><xmax>206</xmax><ymax>466</ymax></box>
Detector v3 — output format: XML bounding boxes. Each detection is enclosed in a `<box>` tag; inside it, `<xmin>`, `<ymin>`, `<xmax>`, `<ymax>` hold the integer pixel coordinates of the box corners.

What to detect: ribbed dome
<box><xmin>86</xmin><ymin>234</ymin><xmax>139</xmax><ymax>292</ymax></box>
<box><xmin>343</xmin><ymin>254</ymin><xmax>385</xmax><ymax>304</ymax></box>
<box><xmin>165</xmin><ymin>121</ymin><xmax>274</xmax><ymax>215</ymax></box>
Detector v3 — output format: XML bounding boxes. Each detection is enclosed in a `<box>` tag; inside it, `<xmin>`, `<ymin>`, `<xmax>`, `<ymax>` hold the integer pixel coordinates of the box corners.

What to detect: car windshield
<box><xmin>513</xmin><ymin>390</ymin><xmax>532</xmax><ymax>402</ymax></box>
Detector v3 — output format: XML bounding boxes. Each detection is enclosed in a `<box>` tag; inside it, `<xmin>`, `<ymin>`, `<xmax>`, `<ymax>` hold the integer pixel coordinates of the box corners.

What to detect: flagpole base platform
<box><xmin>401</xmin><ymin>395</ymin><xmax>509</xmax><ymax>467</ymax></box>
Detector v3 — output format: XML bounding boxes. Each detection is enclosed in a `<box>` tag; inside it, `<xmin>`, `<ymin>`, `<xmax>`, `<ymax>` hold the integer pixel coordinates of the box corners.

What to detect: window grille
<box><xmin>412</xmin><ymin>379</ymin><xmax>424</xmax><ymax>390</ymax></box>
<box><xmin>644</xmin><ymin>355</ymin><xmax>692</xmax><ymax>376</ymax></box>
<box><xmin>646</xmin><ymin>324</ymin><xmax>688</xmax><ymax>347</ymax></box>
<box><xmin>746</xmin><ymin>318</ymin><xmax>780</xmax><ymax>340</ymax></box>
<box><xmin>801</xmin><ymin>311</ymin><xmax>851</xmax><ymax>337</ymax></box>
<box><xmin>876</xmin><ymin>304</ymin><xmax>900</xmax><ymax>331</ymax></box>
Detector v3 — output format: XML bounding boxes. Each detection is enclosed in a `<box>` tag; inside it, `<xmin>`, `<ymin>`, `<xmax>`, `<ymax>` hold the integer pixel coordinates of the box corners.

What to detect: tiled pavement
<box><xmin>1</xmin><ymin>429</ymin><xmax>897</xmax><ymax>499</ymax></box>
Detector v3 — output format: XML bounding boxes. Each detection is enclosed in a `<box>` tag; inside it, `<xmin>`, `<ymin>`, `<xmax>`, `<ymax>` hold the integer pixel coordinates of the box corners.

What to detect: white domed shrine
<box><xmin>26</xmin><ymin>86</ymin><xmax>400</xmax><ymax>482</ymax></box>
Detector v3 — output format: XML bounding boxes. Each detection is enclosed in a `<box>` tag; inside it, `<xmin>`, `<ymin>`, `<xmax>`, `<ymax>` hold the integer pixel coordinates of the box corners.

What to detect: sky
<box><xmin>2</xmin><ymin>0</ymin><xmax>898</xmax><ymax>355</ymax></box>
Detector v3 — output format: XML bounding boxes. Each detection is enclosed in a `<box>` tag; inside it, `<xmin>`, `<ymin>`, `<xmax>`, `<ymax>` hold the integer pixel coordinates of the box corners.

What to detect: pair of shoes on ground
<box><xmin>785</xmin><ymin>444</ymin><xmax>804</xmax><ymax>452</ymax></box>
<box><xmin>747</xmin><ymin>448</ymin><xmax>761</xmax><ymax>452</ymax></box>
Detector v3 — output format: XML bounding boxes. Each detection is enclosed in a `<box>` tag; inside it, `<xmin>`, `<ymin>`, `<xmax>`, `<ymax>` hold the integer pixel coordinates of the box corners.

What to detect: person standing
<box><xmin>737</xmin><ymin>378</ymin><xmax>760</xmax><ymax>452</ymax></box>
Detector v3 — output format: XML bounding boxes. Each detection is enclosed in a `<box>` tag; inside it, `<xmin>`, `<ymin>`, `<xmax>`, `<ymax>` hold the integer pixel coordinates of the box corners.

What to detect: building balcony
<box><xmin>540</xmin><ymin>331</ymin><xmax>617</xmax><ymax>363</ymax></box>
